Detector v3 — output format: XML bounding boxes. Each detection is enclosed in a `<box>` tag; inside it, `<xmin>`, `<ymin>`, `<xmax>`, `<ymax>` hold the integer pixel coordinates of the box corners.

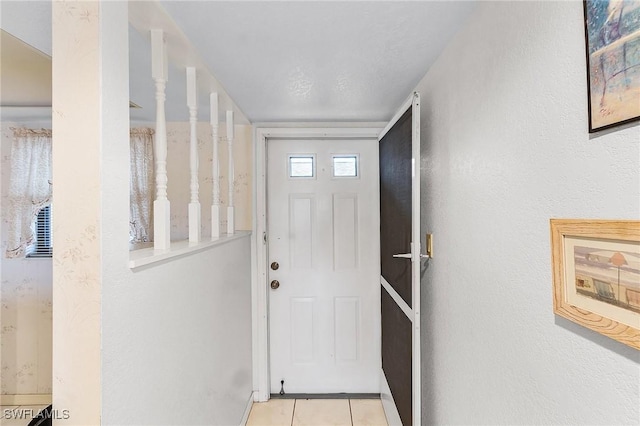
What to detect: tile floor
<box><xmin>246</xmin><ymin>398</ymin><xmax>388</xmax><ymax>426</ymax></box>
<box><xmin>0</xmin><ymin>405</ymin><xmax>48</xmax><ymax>426</ymax></box>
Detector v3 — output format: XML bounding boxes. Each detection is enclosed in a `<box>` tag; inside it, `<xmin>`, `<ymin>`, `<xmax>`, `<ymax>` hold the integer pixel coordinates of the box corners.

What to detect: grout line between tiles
<box><xmin>348</xmin><ymin>399</ymin><xmax>354</xmax><ymax>426</ymax></box>
<box><xmin>291</xmin><ymin>399</ymin><xmax>296</xmax><ymax>426</ymax></box>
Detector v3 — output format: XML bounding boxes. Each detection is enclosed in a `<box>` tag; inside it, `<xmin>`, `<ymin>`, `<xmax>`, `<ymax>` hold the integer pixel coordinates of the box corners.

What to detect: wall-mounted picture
<box><xmin>550</xmin><ymin>219</ymin><xmax>640</xmax><ymax>350</ymax></box>
<box><xmin>583</xmin><ymin>0</ymin><xmax>640</xmax><ymax>132</ymax></box>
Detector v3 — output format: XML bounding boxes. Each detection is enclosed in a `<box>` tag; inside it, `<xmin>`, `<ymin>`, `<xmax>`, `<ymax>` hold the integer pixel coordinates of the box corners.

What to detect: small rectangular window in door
<box><xmin>332</xmin><ymin>155</ymin><xmax>358</xmax><ymax>178</ymax></box>
<box><xmin>289</xmin><ymin>155</ymin><xmax>315</xmax><ymax>178</ymax></box>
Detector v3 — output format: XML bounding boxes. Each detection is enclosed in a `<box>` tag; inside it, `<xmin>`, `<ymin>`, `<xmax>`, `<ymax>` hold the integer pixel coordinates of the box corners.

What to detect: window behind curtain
<box><xmin>5</xmin><ymin>128</ymin><xmax>52</xmax><ymax>258</ymax></box>
<box><xmin>27</xmin><ymin>205</ymin><xmax>53</xmax><ymax>257</ymax></box>
<box><xmin>129</xmin><ymin>128</ymin><xmax>155</xmax><ymax>244</ymax></box>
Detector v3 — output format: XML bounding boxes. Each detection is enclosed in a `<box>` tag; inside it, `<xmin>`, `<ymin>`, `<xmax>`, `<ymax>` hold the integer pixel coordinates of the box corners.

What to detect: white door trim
<box><xmin>253</xmin><ymin>127</ymin><xmax>382</xmax><ymax>402</ymax></box>
<box><xmin>411</xmin><ymin>93</ymin><xmax>422</xmax><ymax>426</ymax></box>
<box><xmin>378</xmin><ymin>95</ymin><xmax>415</xmax><ymax>141</ymax></box>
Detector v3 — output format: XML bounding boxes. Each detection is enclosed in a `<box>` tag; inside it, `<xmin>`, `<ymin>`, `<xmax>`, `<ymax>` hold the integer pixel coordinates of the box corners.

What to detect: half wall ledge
<box><xmin>129</xmin><ymin>231</ymin><xmax>251</xmax><ymax>269</ymax></box>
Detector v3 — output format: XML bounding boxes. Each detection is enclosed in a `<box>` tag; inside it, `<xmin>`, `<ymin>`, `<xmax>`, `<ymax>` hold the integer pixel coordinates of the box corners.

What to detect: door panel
<box><xmin>379</xmin><ymin>93</ymin><xmax>421</xmax><ymax>426</ymax></box>
<box><xmin>289</xmin><ymin>194</ymin><xmax>315</xmax><ymax>269</ymax></box>
<box><xmin>381</xmin><ymin>288</ymin><xmax>412</xmax><ymax>426</ymax></box>
<box><xmin>291</xmin><ymin>298</ymin><xmax>315</xmax><ymax>362</ymax></box>
<box><xmin>333</xmin><ymin>193</ymin><xmax>359</xmax><ymax>269</ymax></box>
<box><xmin>268</xmin><ymin>138</ymin><xmax>380</xmax><ymax>394</ymax></box>
<box><xmin>334</xmin><ymin>297</ymin><xmax>359</xmax><ymax>361</ymax></box>
<box><xmin>379</xmin><ymin>107</ymin><xmax>413</xmax><ymax>307</ymax></box>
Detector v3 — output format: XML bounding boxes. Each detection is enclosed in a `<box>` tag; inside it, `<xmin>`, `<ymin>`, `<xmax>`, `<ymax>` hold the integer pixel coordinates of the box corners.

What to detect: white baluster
<box><xmin>151</xmin><ymin>29</ymin><xmax>170</xmax><ymax>250</ymax></box>
<box><xmin>226</xmin><ymin>110</ymin><xmax>235</xmax><ymax>235</ymax></box>
<box><xmin>187</xmin><ymin>67</ymin><xmax>200</xmax><ymax>243</ymax></box>
<box><xmin>211</xmin><ymin>93</ymin><xmax>221</xmax><ymax>239</ymax></box>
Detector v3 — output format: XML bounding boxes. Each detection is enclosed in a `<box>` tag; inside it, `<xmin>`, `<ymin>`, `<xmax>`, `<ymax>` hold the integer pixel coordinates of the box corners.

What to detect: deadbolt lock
<box><xmin>270</xmin><ymin>280</ymin><xmax>280</xmax><ymax>290</ymax></box>
<box><xmin>270</xmin><ymin>262</ymin><xmax>280</xmax><ymax>271</ymax></box>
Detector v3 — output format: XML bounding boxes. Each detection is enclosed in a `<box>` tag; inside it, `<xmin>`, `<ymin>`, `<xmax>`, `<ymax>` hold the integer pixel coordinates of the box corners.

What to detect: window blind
<box><xmin>28</xmin><ymin>205</ymin><xmax>52</xmax><ymax>257</ymax></box>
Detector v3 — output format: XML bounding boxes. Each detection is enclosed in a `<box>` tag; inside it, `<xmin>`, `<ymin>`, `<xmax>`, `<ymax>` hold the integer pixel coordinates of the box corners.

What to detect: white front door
<box><xmin>267</xmin><ymin>138</ymin><xmax>380</xmax><ymax>394</ymax></box>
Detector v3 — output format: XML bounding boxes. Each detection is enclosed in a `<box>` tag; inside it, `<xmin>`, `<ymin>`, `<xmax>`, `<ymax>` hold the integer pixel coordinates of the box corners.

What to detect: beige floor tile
<box><xmin>293</xmin><ymin>399</ymin><xmax>351</xmax><ymax>426</ymax></box>
<box><xmin>0</xmin><ymin>405</ymin><xmax>48</xmax><ymax>425</ymax></box>
<box><xmin>0</xmin><ymin>409</ymin><xmax>33</xmax><ymax>426</ymax></box>
<box><xmin>0</xmin><ymin>407</ymin><xmax>18</xmax><ymax>420</ymax></box>
<box><xmin>0</xmin><ymin>417</ymin><xmax>28</xmax><ymax>426</ymax></box>
<box><xmin>17</xmin><ymin>405</ymin><xmax>48</xmax><ymax>411</ymax></box>
<box><xmin>247</xmin><ymin>399</ymin><xmax>295</xmax><ymax>426</ymax></box>
<box><xmin>350</xmin><ymin>399</ymin><xmax>388</xmax><ymax>426</ymax></box>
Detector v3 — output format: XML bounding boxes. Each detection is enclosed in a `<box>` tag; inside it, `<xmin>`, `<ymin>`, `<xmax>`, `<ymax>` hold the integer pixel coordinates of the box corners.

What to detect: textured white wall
<box><xmin>102</xmin><ymin>237</ymin><xmax>253</xmax><ymax>426</ymax></box>
<box><xmin>52</xmin><ymin>1</ymin><xmax>124</xmax><ymax>422</ymax></box>
<box><xmin>416</xmin><ymin>2</ymin><xmax>639</xmax><ymax>424</ymax></box>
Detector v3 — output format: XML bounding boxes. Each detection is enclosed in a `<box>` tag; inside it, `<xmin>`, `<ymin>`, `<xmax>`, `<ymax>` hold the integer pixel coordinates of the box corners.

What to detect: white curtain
<box><xmin>130</xmin><ymin>128</ymin><xmax>155</xmax><ymax>243</ymax></box>
<box><xmin>5</xmin><ymin>128</ymin><xmax>52</xmax><ymax>258</ymax></box>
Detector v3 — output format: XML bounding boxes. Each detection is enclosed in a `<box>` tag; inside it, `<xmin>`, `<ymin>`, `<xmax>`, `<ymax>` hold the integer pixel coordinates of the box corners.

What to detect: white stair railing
<box><xmin>151</xmin><ymin>29</ymin><xmax>170</xmax><ymax>250</ymax></box>
<box><xmin>226</xmin><ymin>110</ymin><xmax>235</xmax><ymax>235</ymax></box>
<box><xmin>187</xmin><ymin>67</ymin><xmax>201</xmax><ymax>243</ymax></box>
<box><xmin>211</xmin><ymin>93</ymin><xmax>221</xmax><ymax>239</ymax></box>
<box><xmin>150</xmin><ymin>29</ymin><xmax>241</xmax><ymax>246</ymax></box>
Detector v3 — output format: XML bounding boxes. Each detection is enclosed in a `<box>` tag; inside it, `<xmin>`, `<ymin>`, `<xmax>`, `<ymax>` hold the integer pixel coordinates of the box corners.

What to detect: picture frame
<box><xmin>583</xmin><ymin>0</ymin><xmax>640</xmax><ymax>133</ymax></box>
<box><xmin>550</xmin><ymin>219</ymin><xmax>640</xmax><ymax>350</ymax></box>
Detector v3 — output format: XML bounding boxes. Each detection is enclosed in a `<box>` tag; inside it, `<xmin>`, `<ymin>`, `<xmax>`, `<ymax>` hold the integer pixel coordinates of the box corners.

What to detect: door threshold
<box><xmin>270</xmin><ymin>393</ymin><xmax>380</xmax><ymax>400</ymax></box>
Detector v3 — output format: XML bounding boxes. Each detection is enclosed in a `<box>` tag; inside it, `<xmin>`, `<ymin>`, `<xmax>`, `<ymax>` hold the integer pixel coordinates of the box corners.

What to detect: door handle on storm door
<box><xmin>392</xmin><ymin>253</ymin><xmax>431</xmax><ymax>260</ymax></box>
<box><xmin>392</xmin><ymin>253</ymin><xmax>412</xmax><ymax>259</ymax></box>
<box><xmin>393</xmin><ymin>235</ymin><xmax>433</xmax><ymax>260</ymax></box>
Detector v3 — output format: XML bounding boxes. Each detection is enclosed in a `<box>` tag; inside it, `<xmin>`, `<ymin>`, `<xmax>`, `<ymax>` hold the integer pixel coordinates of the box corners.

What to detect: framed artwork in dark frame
<box><xmin>583</xmin><ymin>0</ymin><xmax>640</xmax><ymax>133</ymax></box>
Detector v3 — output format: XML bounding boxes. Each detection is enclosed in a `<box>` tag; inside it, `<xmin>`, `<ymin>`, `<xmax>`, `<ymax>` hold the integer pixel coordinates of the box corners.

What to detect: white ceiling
<box><xmin>160</xmin><ymin>1</ymin><xmax>476</xmax><ymax>123</ymax></box>
<box><xmin>0</xmin><ymin>1</ymin><xmax>476</xmax><ymax>124</ymax></box>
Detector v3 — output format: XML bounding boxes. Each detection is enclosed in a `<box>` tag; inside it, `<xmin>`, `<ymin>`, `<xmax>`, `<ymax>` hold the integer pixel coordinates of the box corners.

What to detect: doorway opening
<box><xmin>253</xmin><ymin>127</ymin><xmax>382</xmax><ymax>401</ymax></box>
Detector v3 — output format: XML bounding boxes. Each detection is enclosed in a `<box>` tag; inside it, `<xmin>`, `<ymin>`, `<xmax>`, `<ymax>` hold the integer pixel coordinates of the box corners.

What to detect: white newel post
<box><xmin>211</xmin><ymin>93</ymin><xmax>221</xmax><ymax>239</ymax></box>
<box><xmin>151</xmin><ymin>29</ymin><xmax>170</xmax><ymax>250</ymax></box>
<box><xmin>226</xmin><ymin>110</ymin><xmax>235</xmax><ymax>234</ymax></box>
<box><xmin>187</xmin><ymin>67</ymin><xmax>201</xmax><ymax>243</ymax></box>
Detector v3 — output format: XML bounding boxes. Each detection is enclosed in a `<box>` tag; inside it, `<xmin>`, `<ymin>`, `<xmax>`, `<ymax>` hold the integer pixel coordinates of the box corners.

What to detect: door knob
<box><xmin>270</xmin><ymin>280</ymin><xmax>280</xmax><ymax>290</ymax></box>
<box><xmin>271</xmin><ymin>262</ymin><xmax>280</xmax><ymax>271</ymax></box>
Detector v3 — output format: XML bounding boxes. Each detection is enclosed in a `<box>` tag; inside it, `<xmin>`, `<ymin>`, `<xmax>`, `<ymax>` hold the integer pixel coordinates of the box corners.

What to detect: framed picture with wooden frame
<box><xmin>550</xmin><ymin>219</ymin><xmax>640</xmax><ymax>350</ymax></box>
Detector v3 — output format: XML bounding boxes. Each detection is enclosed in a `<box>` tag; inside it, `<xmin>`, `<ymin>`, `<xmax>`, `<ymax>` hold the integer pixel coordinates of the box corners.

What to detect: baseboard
<box><xmin>380</xmin><ymin>370</ymin><xmax>402</xmax><ymax>426</ymax></box>
<box><xmin>270</xmin><ymin>393</ymin><xmax>380</xmax><ymax>400</ymax></box>
<box><xmin>0</xmin><ymin>394</ymin><xmax>52</xmax><ymax>406</ymax></box>
<box><xmin>240</xmin><ymin>391</ymin><xmax>254</xmax><ymax>426</ymax></box>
